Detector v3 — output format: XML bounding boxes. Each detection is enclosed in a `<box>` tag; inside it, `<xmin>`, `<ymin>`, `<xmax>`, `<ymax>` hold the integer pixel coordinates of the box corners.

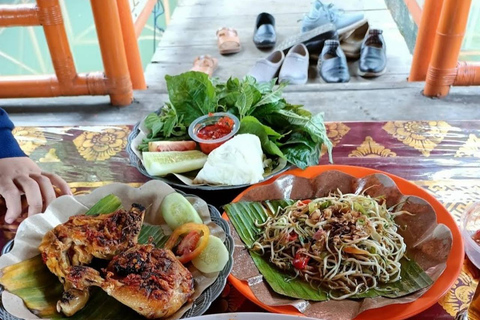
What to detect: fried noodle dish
<box><xmin>252</xmin><ymin>193</ymin><xmax>409</xmax><ymax>299</ymax></box>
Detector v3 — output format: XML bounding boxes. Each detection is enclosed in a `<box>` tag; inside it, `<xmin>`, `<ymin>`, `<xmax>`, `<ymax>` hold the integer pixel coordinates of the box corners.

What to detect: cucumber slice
<box><xmin>143</xmin><ymin>151</ymin><xmax>207</xmax><ymax>176</ymax></box>
<box><xmin>192</xmin><ymin>235</ymin><xmax>229</xmax><ymax>273</ymax></box>
<box><xmin>161</xmin><ymin>193</ymin><xmax>203</xmax><ymax>230</ymax></box>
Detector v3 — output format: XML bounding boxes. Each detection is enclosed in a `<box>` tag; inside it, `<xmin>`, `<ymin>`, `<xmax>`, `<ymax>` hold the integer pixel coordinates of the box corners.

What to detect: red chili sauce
<box><xmin>197</xmin><ymin>116</ymin><xmax>234</xmax><ymax>140</ymax></box>
<box><xmin>196</xmin><ymin>116</ymin><xmax>235</xmax><ymax>154</ymax></box>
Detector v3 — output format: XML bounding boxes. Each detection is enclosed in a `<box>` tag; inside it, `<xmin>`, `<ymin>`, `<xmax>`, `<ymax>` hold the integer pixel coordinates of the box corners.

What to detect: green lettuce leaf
<box><xmin>165</xmin><ymin>71</ymin><xmax>217</xmax><ymax>125</ymax></box>
<box><xmin>139</xmin><ymin>73</ymin><xmax>333</xmax><ymax>166</ymax></box>
<box><xmin>238</xmin><ymin>116</ymin><xmax>285</xmax><ymax>159</ymax></box>
<box><xmin>280</xmin><ymin>132</ymin><xmax>320</xmax><ymax>169</ymax></box>
<box><xmin>253</xmin><ymin>81</ymin><xmax>287</xmax><ymax>107</ymax></box>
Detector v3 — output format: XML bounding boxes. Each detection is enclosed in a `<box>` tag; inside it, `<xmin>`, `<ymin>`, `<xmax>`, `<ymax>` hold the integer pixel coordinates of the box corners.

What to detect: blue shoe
<box><xmin>301</xmin><ymin>0</ymin><xmax>366</xmax><ymax>36</ymax></box>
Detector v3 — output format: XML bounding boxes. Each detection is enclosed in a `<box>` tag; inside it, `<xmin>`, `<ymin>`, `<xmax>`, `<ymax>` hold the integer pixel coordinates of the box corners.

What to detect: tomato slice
<box><xmin>286</xmin><ymin>231</ymin><xmax>298</xmax><ymax>242</ymax></box>
<box><xmin>293</xmin><ymin>252</ymin><xmax>310</xmax><ymax>270</ymax></box>
<box><xmin>177</xmin><ymin>230</ymin><xmax>201</xmax><ymax>256</ymax></box>
<box><xmin>164</xmin><ymin>223</ymin><xmax>210</xmax><ymax>264</ymax></box>
<box><xmin>148</xmin><ymin>141</ymin><xmax>197</xmax><ymax>152</ymax></box>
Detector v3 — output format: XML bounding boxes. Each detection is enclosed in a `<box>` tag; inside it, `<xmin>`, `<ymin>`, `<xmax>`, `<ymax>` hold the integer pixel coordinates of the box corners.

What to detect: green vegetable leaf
<box><xmin>243</xmin><ymin>75</ymin><xmax>257</xmax><ymax>86</ymax></box>
<box><xmin>235</xmin><ymin>84</ymin><xmax>255</xmax><ymax>119</ymax></box>
<box><xmin>238</xmin><ymin>116</ymin><xmax>285</xmax><ymax>159</ymax></box>
<box><xmin>151</xmin><ymin>120</ymin><xmax>164</xmax><ymax>137</ymax></box>
<box><xmin>143</xmin><ymin>113</ymin><xmax>160</xmax><ymax>130</ymax></box>
<box><xmin>254</xmin><ymin>78</ymin><xmax>276</xmax><ymax>94</ymax></box>
<box><xmin>305</xmin><ymin>113</ymin><xmax>332</xmax><ymax>162</ymax></box>
<box><xmin>275</xmin><ymin>109</ymin><xmax>309</xmax><ymax>126</ymax></box>
<box><xmin>139</xmin><ymin>73</ymin><xmax>332</xmax><ymax>167</ymax></box>
<box><xmin>165</xmin><ymin>71</ymin><xmax>217</xmax><ymax>125</ymax></box>
<box><xmin>281</xmin><ymin>141</ymin><xmax>319</xmax><ymax>169</ymax></box>
<box><xmin>250</xmin><ymin>100</ymin><xmax>286</xmax><ymax>120</ymax></box>
<box><xmin>304</xmin><ymin>113</ymin><xmax>329</xmax><ymax>144</ymax></box>
<box><xmin>138</xmin><ymin>141</ymin><xmax>149</xmax><ymax>152</ymax></box>
<box><xmin>279</xmin><ymin>132</ymin><xmax>319</xmax><ymax>169</ymax></box>
<box><xmin>285</xmin><ymin>102</ymin><xmax>311</xmax><ymax>115</ymax></box>
<box><xmin>253</xmin><ymin>82</ymin><xmax>287</xmax><ymax>107</ymax></box>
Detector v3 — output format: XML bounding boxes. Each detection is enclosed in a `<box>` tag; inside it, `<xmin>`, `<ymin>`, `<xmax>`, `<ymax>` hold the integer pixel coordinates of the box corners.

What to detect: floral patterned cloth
<box><xmin>2</xmin><ymin>120</ymin><xmax>480</xmax><ymax>319</ymax></box>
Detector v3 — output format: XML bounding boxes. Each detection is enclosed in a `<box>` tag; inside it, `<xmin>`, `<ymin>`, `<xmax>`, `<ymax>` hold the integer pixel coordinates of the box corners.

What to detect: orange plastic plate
<box><xmin>225</xmin><ymin>165</ymin><xmax>464</xmax><ymax>320</ymax></box>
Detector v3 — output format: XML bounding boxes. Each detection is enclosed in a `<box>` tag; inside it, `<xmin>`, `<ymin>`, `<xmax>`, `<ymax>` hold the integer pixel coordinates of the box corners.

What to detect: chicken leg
<box><xmin>39</xmin><ymin>203</ymin><xmax>146</xmax><ymax>316</ymax></box>
<box><xmin>66</xmin><ymin>245</ymin><xmax>195</xmax><ymax>319</ymax></box>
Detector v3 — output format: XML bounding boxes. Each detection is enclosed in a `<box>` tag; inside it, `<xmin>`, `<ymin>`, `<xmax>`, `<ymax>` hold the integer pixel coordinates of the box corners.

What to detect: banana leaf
<box><xmin>84</xmin><ymin>194</ymin><xmax>122</xmax><ymax>216</ymax></box>
<box><xmin>224</xmin><ymin>200</ymin><xmax>433</xmax><ymax>301</ymax></box>
<box><xmin>0</xmin><ymin>224</ymin><xmax>168</xmax><ymax>319</ymax></box>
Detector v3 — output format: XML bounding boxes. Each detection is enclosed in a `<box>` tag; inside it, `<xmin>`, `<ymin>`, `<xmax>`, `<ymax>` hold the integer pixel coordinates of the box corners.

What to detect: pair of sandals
<box><xmin>191</xmin><ymin>27</ymin><xmax>241</xmax><ymax>77</ymax></box>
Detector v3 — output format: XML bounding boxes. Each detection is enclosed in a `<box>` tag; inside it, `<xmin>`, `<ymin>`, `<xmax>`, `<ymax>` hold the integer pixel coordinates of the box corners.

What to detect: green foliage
<box><xmin>140</xmin><ymin>72</ymin><xmax>333</xmax><ymax>168</ymax></box>
<box><xmin>84</xmin><ymin>194</ymin><xmax>122</xmax><ymax>216</ymax></box>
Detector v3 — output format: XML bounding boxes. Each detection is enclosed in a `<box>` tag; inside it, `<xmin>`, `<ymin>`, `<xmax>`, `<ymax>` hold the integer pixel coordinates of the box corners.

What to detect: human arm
<box><xmin>0</xmin><ymin>108</ymin><xmax>71</xmax><ymax>223</ymax></box>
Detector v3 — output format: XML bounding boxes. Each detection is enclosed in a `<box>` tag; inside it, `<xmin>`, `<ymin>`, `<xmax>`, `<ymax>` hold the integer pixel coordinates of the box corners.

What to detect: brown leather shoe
<box><xmin>340</xmin><ymin>21</ymin><xmax>369</xmax><ymax>59</ymax></box>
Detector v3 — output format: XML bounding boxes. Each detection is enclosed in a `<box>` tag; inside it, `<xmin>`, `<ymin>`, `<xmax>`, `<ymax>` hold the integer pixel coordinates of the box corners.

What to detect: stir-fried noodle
<box><xmin>252</xmin><ymin>193</ymin><xmax>409</xmax><ymax>299</ymax></box>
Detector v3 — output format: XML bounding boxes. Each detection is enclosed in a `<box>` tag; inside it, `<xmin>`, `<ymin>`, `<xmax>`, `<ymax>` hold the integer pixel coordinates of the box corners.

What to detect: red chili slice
<box><xmin>293</xmin><ymin>252</ymin><xmax>310</xmax><ymax>270</ymax></box>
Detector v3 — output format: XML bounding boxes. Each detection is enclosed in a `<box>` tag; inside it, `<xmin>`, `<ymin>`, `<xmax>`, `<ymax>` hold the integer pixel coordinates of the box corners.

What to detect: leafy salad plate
<box><xmin>224</xmin><ymin>165</ymin><xmax>463</xmax><ymax>320</ymax></box>
<box><xmin>128</xmin><ymin>115</ymin><xmax>290</xmax><ymax>191</ymax></box>
<box><xmin>127</xmin><ymin>71</ymin><xmax>332</xmax><ymax>190</ymax></box>
<box><xmin>0</xmin><ymin>181</ymin><xmax>234</xmax><ymax>320</ymax></box>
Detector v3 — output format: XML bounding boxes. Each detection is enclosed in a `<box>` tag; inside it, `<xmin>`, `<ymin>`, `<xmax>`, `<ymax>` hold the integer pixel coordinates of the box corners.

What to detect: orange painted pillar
<box><xmin>454</xmin><ymin>62</ymin><xmax>480</xmax><ymax>86</ymax></box>
<box><xmin>36</xmin><ymin>0</ymin><xmax>77</xmax><ymax>93</ymax></box>
<box><xmin>423</xmin><ymin>0</ymin><xmax>473</xmax><ymax>97</ymax></box>
<box><xmin>116</xmin><ymin>0</ymin><xmax>147</xmax><ymax>90</ymax></box>
<box><xmin>0</xmin><ymin>4</ymin><xmax>40</xmax><ymax>27</ymax></box>
<box><xmin>409</xmin><ymin>0</ymin><xmax>445</xmax><ymax>81</ymax></box>
<box><xmin>90</xmin><ymin>0</ymin><xmax>133</xmax><ymax>106</ymax></box>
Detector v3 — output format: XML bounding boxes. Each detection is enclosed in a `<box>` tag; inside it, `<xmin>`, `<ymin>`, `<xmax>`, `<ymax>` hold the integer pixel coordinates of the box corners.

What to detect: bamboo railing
<box><xmin>409</xmin><ymin>0</ymin><xmax>480</xmax><ymax>97</ymax></box>
<box><xmin>0</xmin><ymin>0</ymin><xmax>155</xmax><ymax>106</ymax></box>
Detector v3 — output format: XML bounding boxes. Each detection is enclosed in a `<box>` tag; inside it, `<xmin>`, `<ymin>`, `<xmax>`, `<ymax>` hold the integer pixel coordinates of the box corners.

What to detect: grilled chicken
<box><xmin>38</xmin><ymin>204</ymin><xmax>145</xmax><ymax>316</ymax></box>
<box><xmin>66</xmin><ymin>245</ymin><xmax>195</xmax><ymax>319</ymax></box>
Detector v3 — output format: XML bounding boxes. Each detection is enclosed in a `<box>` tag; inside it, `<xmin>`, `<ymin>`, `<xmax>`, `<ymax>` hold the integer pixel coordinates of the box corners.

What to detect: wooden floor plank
<box><xmin>144</xmin><ymin>62</ymin><xmax>410</xmax><ymax>92</ymax></box>
<box><xmin>174</xmin><ymin>0</ymin><xmax>387</xmax><ymax>16</ymax></box>
<box><xmin>151</xmin><ymin>43</ymin><xmax>411</xmax><ymax>64</ymax></box>
<box><xmin>166</xmin><ymin>9</ymin><xmax>401</xmax><ymax>30</ymax></box>
<box><xmin>163</xmin><ymin>9</ymin><xmax>404</xmax><ymax>50</ymax></box>
<box><xmin>150</xmin><ymin>1</ymin><xmax>411</xmax><ymax>88</ymax></box>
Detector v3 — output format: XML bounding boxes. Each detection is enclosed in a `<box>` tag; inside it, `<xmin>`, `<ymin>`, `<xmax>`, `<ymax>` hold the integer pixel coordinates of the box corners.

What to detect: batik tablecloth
<box><xmin>2</xmin><ymin>120</ymin><xmax>480</xmax><ymax>319</ymax></box>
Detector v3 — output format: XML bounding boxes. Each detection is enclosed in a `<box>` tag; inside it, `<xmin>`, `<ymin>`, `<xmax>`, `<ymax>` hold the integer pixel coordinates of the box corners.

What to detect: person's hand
<box><xmin>0</xmin><ymin>157</ymin><xmax>71</xmax><ymax>223</ymax></box>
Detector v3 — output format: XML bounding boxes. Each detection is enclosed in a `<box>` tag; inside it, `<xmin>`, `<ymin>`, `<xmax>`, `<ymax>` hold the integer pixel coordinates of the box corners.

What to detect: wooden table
<box><xmin>2</xmin><ymin>120</ymin><xmax>480</xmax><ymax>319</ymax></box>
